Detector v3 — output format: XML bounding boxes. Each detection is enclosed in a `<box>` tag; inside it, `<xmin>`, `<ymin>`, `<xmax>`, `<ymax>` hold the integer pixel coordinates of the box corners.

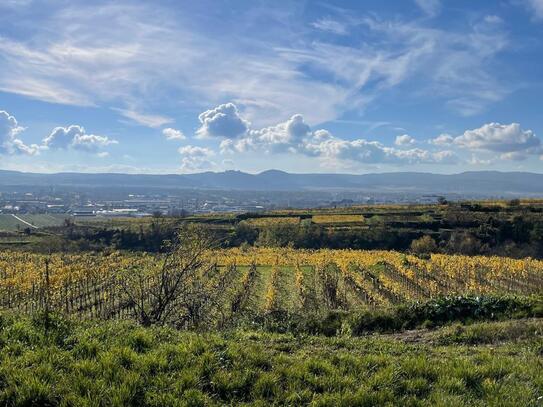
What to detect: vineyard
<box><xmin>1</xmin><ymin>248</ymin><xmax>542</xmax><ymax>326</ymax></box>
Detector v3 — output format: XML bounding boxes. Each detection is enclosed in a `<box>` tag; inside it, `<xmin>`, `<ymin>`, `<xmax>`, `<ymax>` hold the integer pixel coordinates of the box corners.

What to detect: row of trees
<box><xmin>234</xmin><ymin>220</ymin><xmax>543</xmax><ymax>258</ymax></box>
<box><xmin>29</xmin><ymin>211</ymin><xmax>543</xmax><ymax>259</ymax></box>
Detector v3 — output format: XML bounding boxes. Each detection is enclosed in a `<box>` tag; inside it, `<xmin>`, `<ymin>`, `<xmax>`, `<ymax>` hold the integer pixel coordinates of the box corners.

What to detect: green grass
<box><xmin>20</xmin><ymin>214</ymin><xmax>68</xmax><ymax>228</ymax></box>
<box><xmin>0</xmin><ymin>313</ymin><xmax>541</xmax><ymax>406</ymax></box>
<box><xmin>0</xmin><ymin>214</ymin><xmax>68</xmax><ymax>231</ymax></box>
<box><xmin>0</xmin><ymin>215</ymin><xmax>27</xmax><ymax>231</ymax></box>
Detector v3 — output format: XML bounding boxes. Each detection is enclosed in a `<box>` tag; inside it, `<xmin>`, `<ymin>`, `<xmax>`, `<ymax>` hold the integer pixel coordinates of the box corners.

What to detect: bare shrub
<box><xmin>119</xmin><ymin>224</ymin><xmax>229</xmax><ymax>328</ymax></box>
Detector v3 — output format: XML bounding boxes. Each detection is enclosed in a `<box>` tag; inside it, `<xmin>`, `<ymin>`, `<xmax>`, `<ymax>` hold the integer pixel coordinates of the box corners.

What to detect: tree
<box><xmin>446</xmin><ymin>231</ymin><xmax>484</xmax><ymax>255</ymax></box>
<box><xmin>119</xmin><ymin>223</ymin><xmax>227</xmax><ymax>328</ymax></box>
<box><xmin>410</xmin><ymin>235</ymin><xmax>438</xmax><ymax>254</ymax></box>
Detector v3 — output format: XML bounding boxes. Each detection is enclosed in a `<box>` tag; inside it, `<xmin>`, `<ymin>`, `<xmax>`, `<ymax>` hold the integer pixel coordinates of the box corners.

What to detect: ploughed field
<box><xmin>1</xmin><ymin>248</ymin><xmax>542</xmax><ymax>322</ymax></box>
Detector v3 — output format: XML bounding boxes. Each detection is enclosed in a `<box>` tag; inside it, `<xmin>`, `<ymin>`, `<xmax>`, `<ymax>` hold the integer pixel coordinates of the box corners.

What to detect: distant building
<box><xmin>71</xmin><ymin>208</ymin><xmax>96</xmax><ymax>217</ymax></box>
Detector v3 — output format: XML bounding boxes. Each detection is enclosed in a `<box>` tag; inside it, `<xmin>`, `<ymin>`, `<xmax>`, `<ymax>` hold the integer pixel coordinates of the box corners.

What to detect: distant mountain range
<box><xmin>0</xmin><ymin>169</ymin><xmax>542</xmax><ymax>196</ymax></box>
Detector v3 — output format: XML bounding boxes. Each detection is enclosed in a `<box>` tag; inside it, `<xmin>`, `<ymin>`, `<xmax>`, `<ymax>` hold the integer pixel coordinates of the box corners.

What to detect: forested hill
<box><xmin>1</xmin><ymin>169</ymin><xmax>543</xmax><ymax>195</ymax></box>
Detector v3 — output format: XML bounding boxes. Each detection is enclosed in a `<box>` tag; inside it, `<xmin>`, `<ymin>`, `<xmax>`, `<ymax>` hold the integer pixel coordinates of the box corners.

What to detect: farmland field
<box><xmin>1</xmin><ymin>248</ymin><xmax>542</xmax><ymax>321</ymax></box>
<box><xmin>0</xmin><ymin>214</ymin><xmax>67</xmax><ymax>231</ymax></box>
<box><xmin>312</xmin><ymin>214</ymin><xmax>364</xmax><ymax>224</ymax></box>
<box><xmin>243</xmin><ymin>216</ymin><xmax>301</xmax><ymax>226</ymax></box>
<box><xmin>1</xmin><ymin>205</ymin><xmax>543</xmax><ymax>405</ymax></box>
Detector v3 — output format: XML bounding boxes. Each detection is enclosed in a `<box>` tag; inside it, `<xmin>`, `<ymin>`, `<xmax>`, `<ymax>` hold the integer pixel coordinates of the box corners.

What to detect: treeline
<box><xmin>231</xmin><ymin>217</ymin><xmax>543</xmax><ymax>258</ymax></box>
<box><xmin>30</xmin><ymin>214</ymin><xmax>543</xmax><ymax>259</ymax></box>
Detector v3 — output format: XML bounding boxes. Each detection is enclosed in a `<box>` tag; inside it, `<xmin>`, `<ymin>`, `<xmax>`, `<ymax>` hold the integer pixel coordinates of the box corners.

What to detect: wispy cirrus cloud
<box><xmin>414</xmin><ymin>0</ymin><xmax>441</xmax><ymax>16</ymax></box>
<box><xmin>0</xmin><ymin>1</ymin><xmax>512</xmax><ymax>128</ymax></box>
<box><xmin>113</xmin><ymin>108</ymin><xmax>173</xmax><ymax>128</ymax></box>
<box><xmin>524</xmin><ymin>0</ymin><xmax>543</xmax><ymax>19</ymax></box>
<box><xmin>311</xmin><ymin>18</ymin><xmax>348</xmax><ymax>35</ymax></box>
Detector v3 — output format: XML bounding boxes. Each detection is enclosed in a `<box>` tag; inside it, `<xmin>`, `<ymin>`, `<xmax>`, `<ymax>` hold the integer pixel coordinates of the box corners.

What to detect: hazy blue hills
<box><xmin>0</xmin><ymin>169</ymin><xmax>542</xmax><ymax>195</ymax></box>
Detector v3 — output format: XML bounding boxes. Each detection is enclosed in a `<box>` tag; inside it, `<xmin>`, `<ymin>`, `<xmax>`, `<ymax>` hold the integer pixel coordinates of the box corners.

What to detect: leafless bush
<box><xmin>119</xmin><ymin>223</ymin><xmax>228</xmax><ymax>328</ymax></box>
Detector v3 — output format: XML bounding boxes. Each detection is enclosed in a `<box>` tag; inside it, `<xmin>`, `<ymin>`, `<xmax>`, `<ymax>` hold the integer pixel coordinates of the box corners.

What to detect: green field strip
<box><xmin>351</xmin><ymin>266</ymin><xmax>393</xmax><ymax>307</ymax></box>
<box><xmin>246</xmin><ymin>265</ymin><xmax>272</xmax><ymax>313</ymax></box>
<box><xmin>305</xmin><ymin>265</ymin><xmax>327</xmax><ymax>312</ymax></box>
<box><xmin>0</xmin><ymin>215</ymin><xmax>27</xmax><ymax>231</ymax></box>
<box><xmin>218</xmin><ymin>265</ymin><xmax>251</xmax><ymax>320</ymax></box>
<box><xmin>275</xmin><ymin>266</ymin><xmax>298</xmax><ymax>312</ymax></box>
<box><xmin>21</xmin><ymin>214</ymin><xmax>68</xmax><ymax>228</ymax></box>
<box><xmin>294</xmin><ymin>265</ymin><xmax>313</xmax><ymax>311</ymax></box>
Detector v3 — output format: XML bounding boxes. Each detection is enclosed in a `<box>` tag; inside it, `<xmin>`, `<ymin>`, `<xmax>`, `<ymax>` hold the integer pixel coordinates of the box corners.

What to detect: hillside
<box><xmin>1</xmin><ymin>169</ymin><xmax>543</xmax><ymax>195</ymax></box>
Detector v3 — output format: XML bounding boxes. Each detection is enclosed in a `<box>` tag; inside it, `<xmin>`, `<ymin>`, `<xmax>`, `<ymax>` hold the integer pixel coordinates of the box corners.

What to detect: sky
<box><xmin>0</xmin><ymin>0</ymin><xmax>542</xmax><ymax>175</ymax></box>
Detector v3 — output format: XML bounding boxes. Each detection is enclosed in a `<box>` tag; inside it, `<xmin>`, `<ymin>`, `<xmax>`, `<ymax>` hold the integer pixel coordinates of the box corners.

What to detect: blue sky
<box><xmin>0</xmin><ymin>0</ymin><xmax>542</xmax><ymax>174</ymax></box>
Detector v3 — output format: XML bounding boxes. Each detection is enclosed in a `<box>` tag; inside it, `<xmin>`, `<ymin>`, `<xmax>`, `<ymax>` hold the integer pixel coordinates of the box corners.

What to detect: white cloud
<box><xmin>196</xmin><ymin>103</ymin><xmax>249</xmax><ymax>139</ymax></box>
<box><xmin>219</xmin><ymin>139</ymin><xmax>235</xmax><ymax>155</ymax></box>
<box><xmin>0</xmin><ymin>2</ymin><xmax>512</xmax><ymax>129</ymax></box>
<box><xmin>0</xmin><ymin>0</ymin><xmax>33</xmax><ymax>8</ymax></box>
<box><xmin>222</xmin><ymin>159</ymin><xmax>235</xmax><ymax>166</ymax></box>
<box><xmin>246</xmin><ymin>114</ymin><xmax>311</xmax><ymax>153</ymax></box>
<box><xmin>0</xmin><ymin>110</ymin><xmax>39</xmax><ymax>155</ymax></box>
<box><xmin>525</xmin><ymin>0</ymin><xmax>543</xmax><ymax>19</ymax></box>
<box><xmin>395</xmin><ymin>134</ymin><xmax>416</xmax><ymax>146</ymax></box>
<box><xmin>484</xmin><ymin>15</ymin><xmax>503</xmax><ymax>24</ymax></box>
<box><xmin>453</xmin><ymin>123</ymin><xmax>541</xmax><ymax>157</ymax></box>
<box><xmin>0</xmin><ymin>110</ymin><xmax>21</xmax><ymax>142</ymax></box>
<box><xmin>178</xmin><ymin>145</ymin><xmax>215</xmax><ymax>157</ymax></box>
<box><xmin>304</xmin><ymin>138</ymin><xmax>457</xmax><ymax>167</ymax></box>
<box><xmin>500</xmin><ymin>151</ymin><xmax>528</xmax><ymax>161</ymax></box>
<box><xmin>43</xmin><ymin>125</ymin><xmax>118</xmax><ymax>151</ymax></box>
<box><xmin>204</xmin><ymin>103</ymin><xmax>457</xmax><ymax>168</ymax></box>
<box><xmin>311</xmin><ymin>18</ymin><xmax>348</xmax><ymax>35</ymax></box>
<box><xmin>162</xmin><ymin>128</ymin><xmax>185</xmax><ymax>141</ymax></box>
<box><xmin>430</xmin><ymin>133</ymin><xmax>454</xmax><ymax>146</ymax></box>
<box><xmin>178</xmin><ymin>145</ymin><xmax>216</xmax><ymax>172</ymax></box>
<box><xmin>114</xmin><ymin>108</ymin><xmax>174</xmax><ymax>128</ymax></box>
<box><xmin>469</xmin><ymin>155</ymin><xmax>492</xmax><ymax>166</ymax></box>
<box><xmin>414</xmin><ymin>0</ymin><xmax>441</xmax><ymax>16</ymax></box>
<box><xmin>216</xmin><ymin>112</ymin><xmax>312</xmax><ymax>154</ymax></box>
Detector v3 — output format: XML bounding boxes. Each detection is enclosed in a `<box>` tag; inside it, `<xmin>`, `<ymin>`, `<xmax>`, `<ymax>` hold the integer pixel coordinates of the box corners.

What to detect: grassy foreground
<box><xmin>0</xmin><ymin>313</ymin><xmax>542</xmax><ymax>406</ymax></box>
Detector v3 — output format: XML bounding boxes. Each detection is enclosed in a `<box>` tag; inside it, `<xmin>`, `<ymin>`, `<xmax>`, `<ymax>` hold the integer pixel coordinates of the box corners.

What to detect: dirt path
<box><xmin>11</xmin><ymin>214</ymin><xmax>39</xmax><ymax>229</ymax></box>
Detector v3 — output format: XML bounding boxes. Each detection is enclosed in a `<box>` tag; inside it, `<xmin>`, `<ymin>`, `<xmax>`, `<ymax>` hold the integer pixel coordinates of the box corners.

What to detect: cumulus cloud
<box><xmin>43</xmin><ymin>125</ymin><xmax>118</xmax><ymax>151</ymax></box>
<box><xmin>395</xmin><ymin>134</ymin><xmax>415</xmax><ymax>146</ymax></box>
<box><xmin>0</xmin><ymin>110</ymin><xmax>40</xmax><ymax>155</ymax></box>
<box><xmin>429</xmin><ymin>133</ymin><xmax>454</xmax><ymax>146</ymax></box>
<box><xmin>219</xmin><ymin>139</ymin><xmax>235</xmax><ymax>155</ymax></box>
<box><xmin>196</xmin><ymin>103</ymin><xmax>249</xmax><ymax>139</ymax></box>
<box><xmin>469</xmin><ymin>155</ymin><xmax>492</xmax><ymax>166</ymax></box>
<box><xmin>453</xmin><ymin>123</ymin><xmax>541</xmax><ymax>159</ymax></box>
<box><xmin>204</xmin><ymin>107</ymin><xmax>314</xmax><ymax>154</ymax></box>
<box><xmin>178</xmin><ymin>145</ymin><xmax>215</xmax><ymax>157</ymax></box>
<box><xmin>304</xmin><ymin>138</ymin><xmax>457</xmax><ymax>167</ymax></box>
<box><xmin>202</xmin><ymin>103</ymin><xmax>457</xmax><ymax>168</ymax></box>
<box><xmin>163</xmin><ymin>128</ymin><xmax>185</xmax><ymax>141</ymax></box>
<box><xmin>178</xmin><ymin>145</ymin><xmax>216</xmax><ymax>172</ymax></box>
<box><xmin>245</xmin><ymin>114</ymin><xmax>311</xmax><ymax>153</ymax></box>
